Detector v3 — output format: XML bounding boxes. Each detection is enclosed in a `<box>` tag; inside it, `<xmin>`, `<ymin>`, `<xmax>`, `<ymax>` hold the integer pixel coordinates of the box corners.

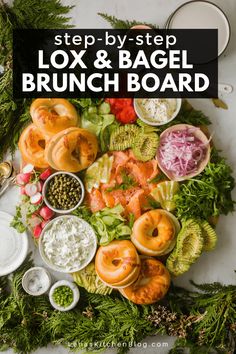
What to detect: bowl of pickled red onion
<box><xmin>156</xmin><ymin>124</ymin><xmax>211</xmax><ymax>181</ymax></box>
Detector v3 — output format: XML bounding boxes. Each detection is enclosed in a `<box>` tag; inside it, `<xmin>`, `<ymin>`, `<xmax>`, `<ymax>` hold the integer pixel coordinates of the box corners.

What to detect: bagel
<box><xmin>131</xmin><ymin>209</ymin><xmax>180</xmax><ymax>256</ymax></box>
<box><xmin>45</xmin><ymin>127</ymin><xmax>98</xmax><ymax>172</ymax></box>
<box><xmin>119</xmin><ymin>256</ymin><xmax>170</xmax><ymax>305</ymax></box>
<box><xmin>18</xmin><ymin>123</ymin><xmax>49</xmax><ymax>169</ymax></box>
<box><xmin>95</xmin><ymin>240</ymin><xmax>141</xmax><ymax>289</ymax></box>
<box><xmin>30</xmin><ymin>98</ymin><xmax>79</xmax><ymax>136</ymax></box>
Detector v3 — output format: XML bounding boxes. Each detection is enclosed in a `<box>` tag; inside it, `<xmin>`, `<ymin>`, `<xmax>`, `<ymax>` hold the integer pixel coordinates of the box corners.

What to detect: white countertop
<box><xmin>2</xmin><ymin>0</ymin><xmax>236</xmax><ymax>353</ymax></box>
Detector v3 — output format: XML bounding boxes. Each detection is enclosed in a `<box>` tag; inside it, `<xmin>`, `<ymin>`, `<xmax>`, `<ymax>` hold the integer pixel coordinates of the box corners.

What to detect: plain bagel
<box><xmin>18</xmin><ymin>123</ymin><xmax>49</xmax><ymax>169</ymax></box>
<box><xmin>45</xmin><ymin>127</ymin><xmax>98</xmax><ymax>172</ymax></box>
<box><xmin>30</xmin><ymin>98</ymin><xmax>79</xmax><ymax>136</ymax></box>
<box><xmin>119</xmin><ymin>256</ymin><xmax>171</xmax><ymax>305</ymax></box>
<box><xmin>131</xmin><ymin>209</ymin><xmax>180</xmax><ymax>256</ymax></box>
<box><xmin>95</xmin><ymin>240</ymin><xmax>141</xmax><ymax>289</ymax></box>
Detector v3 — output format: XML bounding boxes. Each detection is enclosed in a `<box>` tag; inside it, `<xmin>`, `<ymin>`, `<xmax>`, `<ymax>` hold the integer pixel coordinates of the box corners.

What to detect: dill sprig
<box><xmin>106</xmin><ymin>170</ymin><xmax>137</xmax><ymax>192</ymax></box>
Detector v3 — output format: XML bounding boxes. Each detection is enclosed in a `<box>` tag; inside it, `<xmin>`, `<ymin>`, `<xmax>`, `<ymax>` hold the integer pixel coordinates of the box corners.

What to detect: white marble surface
<box><xmin>1</xmin><ymin>0</ymin><xmax>236</xmax><ymax>353</ymax></box>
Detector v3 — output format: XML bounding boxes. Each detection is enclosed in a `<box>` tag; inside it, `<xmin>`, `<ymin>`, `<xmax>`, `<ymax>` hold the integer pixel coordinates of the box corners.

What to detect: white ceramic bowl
<box><xmin>156</xmin><ymin>124</ymin><xmax>211</xmax><ymax>181</ymax></box>
<box><xmin>39</xmin><ymin>215</ymin><xmax>97</xmax><ymax>273</ymax></box>
<box><xmin>134</xmin><ymin>98</ymin><xmax>182</xmax><ymax>126</ymax></box>
<box><xmin>165</xmin><ymin>0</ymin><xmax>230</xmax><ymax>57</ymax></box>
<box><xmin>22</xmin><ymin>266</ymin><xmax>51</xmax><ymax>296</ymax></box>
<box><xmin>42</xmin><ymin>171</ymin><xmax>85</xmax><ymax>214</ymax></box>
<box><xmin>49</xmin><ymin>280</ymin><xmax>80</xmax><ymax>311</ymax></box>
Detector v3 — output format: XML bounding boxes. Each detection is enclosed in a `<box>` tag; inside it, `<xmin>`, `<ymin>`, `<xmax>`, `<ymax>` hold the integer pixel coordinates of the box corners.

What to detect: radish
<box><xmin>41</xmin><ymin>220</ymin><xmax>50</xmax><ymax>229</ymax></box>
<box><xmin>39</xmin><ymin>206</ymin><xmax>54</xmax><ymax>220</ymax></box>
<box><xmin>33</xmin><ymin>224</ymin><xmax>42</xmax><ymax>239</ymax></box>
<box><xmin>25</xmin><ymin>183</ymin><xmax>38</xmax><ymax>197</ymax></box>
<box><xmin>30</xmin><ymin>193</ymin><xmax>42</xmax><ymax>205</ymax></box>
<box><xmin>36</xmin><ymin>180</ymin><xmax>43</xmax><ymax>192</ymax></box>
<box><xmin>20</xmin><ymin>186</ymin><xmax>26</xmax><ymax>195</ymax></box>
<box><xmin>28</xmin><ymin>215</ymin><xmax>42</xmax><ymax>228</ymax></box>
<box><xmin>40</xmin><ymin>168</ymin><xmax>52</xmax><ymax>181</ymax></box>
<box><xmin>16</xmin><ymin>173</ymin><xmax>31</xmax><ymax>186</ymax></box>
<box><xmin>22</xmin><ymin>164</ymin><xmax>34</xmax><ymax>174</ymax></box>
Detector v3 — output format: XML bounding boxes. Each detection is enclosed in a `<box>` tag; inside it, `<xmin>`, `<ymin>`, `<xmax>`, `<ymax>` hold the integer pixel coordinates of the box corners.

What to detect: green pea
<box><xmin>52</xmin><ymin>286</ymin><xmax>73</xmax><ymax>307</ymax></box>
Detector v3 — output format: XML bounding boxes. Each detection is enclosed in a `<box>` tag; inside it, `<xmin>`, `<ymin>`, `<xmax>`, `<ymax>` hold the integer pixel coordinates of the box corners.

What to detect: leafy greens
<box><xmin>175</xmin><ymin>149</ymin><xmax>235</xmax><ymax>221</ymax></box>
<box><xmin>71</xmin><ymin>99</ymin><xmax>119</xmax><ymax>152</ymax></box>
<box><xmin>73</xmin><ymin>204</ymin><xmax>131</xmax><ymax>245</ymax></box>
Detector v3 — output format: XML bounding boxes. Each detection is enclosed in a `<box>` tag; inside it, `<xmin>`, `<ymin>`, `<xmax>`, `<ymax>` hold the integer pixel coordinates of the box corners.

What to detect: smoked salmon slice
<box><xmin>88</xmin><ymin>189</ymin><xmax>106</xmax><ymax>213</ymax></box>
<box><xmin>87</xmin><ymin>150</ymin><xmax>160</xmax><ymax>218</ymax></box>
<box><xmin>126</xmin><ymin>189</ymin><xmax>145</xmax><ymax>219</ymax></box>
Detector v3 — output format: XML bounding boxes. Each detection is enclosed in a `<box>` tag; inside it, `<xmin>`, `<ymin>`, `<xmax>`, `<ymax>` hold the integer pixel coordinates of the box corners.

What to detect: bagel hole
<box><xmin>112</xmin><ymin>259</ymin><xmax>121</xmax><ymax>267</ymax></box>
<box><xmin>38</xmin><ymin>139</ymin><xmax>46</xmax><ymax>149</ymax></box>
<box><xmin>49</xmin><ymin>109</ymin><xmax>59</xmax><ymax>116</ymax></box>
<box><xmin>152</xmin><ymin>228</ymin><xmax>159</xmax><ymax>237</ymax></box>
<box><xmin>72</xmin><ymin>148</ymin><xmax>81</xmax><ymax>161</ymax></box>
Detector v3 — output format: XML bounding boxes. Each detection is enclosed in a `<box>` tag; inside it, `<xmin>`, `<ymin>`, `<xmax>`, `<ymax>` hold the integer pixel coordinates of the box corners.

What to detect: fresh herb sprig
<box><xmin>98</xmin><ymin>13</ymin><xmax>157</xmax><ymax>29</ymax></box>
<box><xmin>106</xmin><ymin>170</ymin><xmax>137</xmax><ymax>192</ymax></box>
<box><xmin>10</xmin><ymin>205</ymin><xmax>26</xmax><ymax>233</ymax></box>
<box><xmin>174</xmin><ymin>149</ymin><xmax>235</xmax><ymax>221</ymax></box>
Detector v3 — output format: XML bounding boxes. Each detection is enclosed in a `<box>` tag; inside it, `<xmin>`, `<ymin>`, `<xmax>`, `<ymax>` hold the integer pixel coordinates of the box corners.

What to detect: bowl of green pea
<box><xmin>43</xmin><ymin>171</ymin><xmax>85</xmax><ymax>214</ymax></box>
<box><xmin>49</xmin><ymin>280</ymin><xmax>80</xmax><ymax>311</ymax></box>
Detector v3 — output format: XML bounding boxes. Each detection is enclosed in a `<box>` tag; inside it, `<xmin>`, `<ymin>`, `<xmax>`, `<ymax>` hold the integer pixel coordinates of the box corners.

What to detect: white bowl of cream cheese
<box><xmin>39</xmin><ymin>215</ymin><xmax>97</xmax><ymax>273</ymax></box>
<box><xmin>134</xmin><ymin>98</ymin><xmax>182</xmax><ymax>126</ymax></box>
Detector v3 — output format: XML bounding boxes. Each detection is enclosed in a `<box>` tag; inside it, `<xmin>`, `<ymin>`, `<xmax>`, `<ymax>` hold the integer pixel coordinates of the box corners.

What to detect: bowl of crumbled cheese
<box><xmin>39</xmin><ymin>215</ymin><xmax>97</xmax><ymax>273</ymax></box>
<box><xmin>134</xmin><ymin>98</ymin><xmax>182</xmax><ymax>126</ymax></box>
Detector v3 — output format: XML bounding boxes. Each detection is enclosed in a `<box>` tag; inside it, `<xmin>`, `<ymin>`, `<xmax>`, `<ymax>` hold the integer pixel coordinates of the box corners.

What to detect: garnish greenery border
<box><xmin>1</xmin><ymin>256</ymin><xmax>236</xmax><ymax>354</ymax></box>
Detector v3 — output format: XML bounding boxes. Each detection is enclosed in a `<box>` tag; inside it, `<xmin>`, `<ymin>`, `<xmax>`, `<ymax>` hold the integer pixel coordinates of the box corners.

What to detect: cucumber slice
<box><xmin>88</xmin><ymin>106</ymin><xmax>98</xmax><ymax>114</ymax></box>
<box><xmin>98</xmin><ymin>102</ymin><xmax>110</xmax><ymax>114</ymax></box>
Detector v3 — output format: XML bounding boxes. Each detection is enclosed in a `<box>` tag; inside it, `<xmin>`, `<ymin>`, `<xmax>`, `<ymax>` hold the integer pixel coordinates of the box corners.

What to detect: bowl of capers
<box><xmin>42</xmin><ymin>172</ymin><xmax>85</xmax><ymax>214</ymax></box>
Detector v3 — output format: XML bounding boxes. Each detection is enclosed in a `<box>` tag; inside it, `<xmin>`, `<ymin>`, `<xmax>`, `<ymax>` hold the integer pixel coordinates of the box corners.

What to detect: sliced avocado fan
<box><xmin>166</xmin><ymin>219</ymin><xmax>204</xmax><ymax>277</ymax></box>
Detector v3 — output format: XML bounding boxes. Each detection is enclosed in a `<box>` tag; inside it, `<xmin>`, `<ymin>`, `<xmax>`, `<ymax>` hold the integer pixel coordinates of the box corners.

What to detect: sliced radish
<box><xmin>40</xmin><ymin>168</ymin><xmax>52</xmax><ymax>181</ymax></box>
<box><xmin>39</xmin><ymin>206</ymin><xmax>54</xmax><ymax>220</ymax></box>
<box><xmin>36</xmin><ymin>180</ymin><xmax>43</xmax><ymax>192</ymax></box>
<box><xmin>33</xmin><ymin>224</ymin><xmax>42</xmax><ymax>239</ymax></box>
<box><xmin>30</xmin><ymin>193</ymin><xmax>42</xmax><ymax>205</ymax></box>
<box><xmin>28</xmin><ymin>215</ymin><xmax>42</xmax><ymax>228</ymax></box>
<box><xmin>25</xmin><ymin>183</ymin><xmax>38</xmax><ymax>197</ymax></box>
<box><xmin>22</xmin><ymin>164</ymin><xmax>34</xmax><ymax>174</ymax></box>
<box><xmin>41</xmin><ymin>220</ymin><xmax>50</xmax><ymax>229</ymax></box>
<box><xmin>16</xmin><ymin>173</ymin><xmax>31</xmax><ymax>186</ymax></box>
<box><xmin>20</xmin><ymin>186</ymin><xmax>26</xmax><ymax>195</ymax></box>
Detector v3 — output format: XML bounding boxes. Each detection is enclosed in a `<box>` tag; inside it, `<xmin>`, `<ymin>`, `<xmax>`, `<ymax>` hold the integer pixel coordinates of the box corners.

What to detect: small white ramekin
<box><xmin>49</xmin><ymin>280</ymin><xmax>80</xmax><ymax>311</ymax></box>
<box><xmin>42</xmin><ymin>171</ymin><xmax>85</xmax><ymax>214</ymax></box>
<box><xmin>22</xmin><ymin>266</ymin><xmax>52</xmax><ymax>296</ymax></box>
<box><xmin>134</xmin><ymin>98</ymin><xmax>182</xmax><ymax>126</ymax></box>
